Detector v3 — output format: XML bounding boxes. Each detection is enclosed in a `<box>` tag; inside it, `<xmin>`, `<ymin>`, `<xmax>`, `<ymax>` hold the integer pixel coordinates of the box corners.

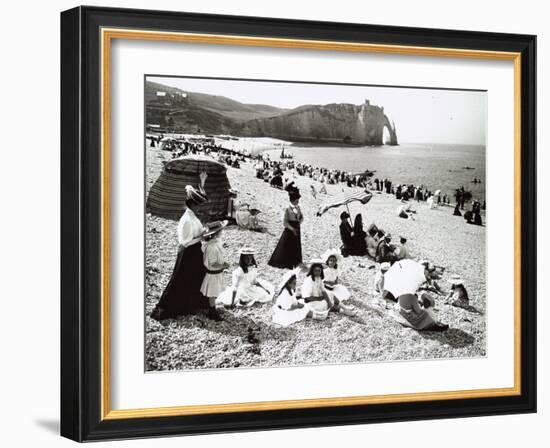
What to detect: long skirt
<box><xmin>151</xmin><ymin>242</ymin><xmax>207</xmax><ymax>319</ymax></box>
<box><xmin>217</xmin><ymin>279</ymin><xmax>275</xmax><ymax>307</ymax></box>
<box><xmin>391</xmin><ymin>294</ymin><xmax>436</xmax><ymax>330</ymax></box>
<box><xmin>272</xmin><ymin>304</ymin><xmax>310</xmax><ymax>327</ymax></box>
<box><xmin>325</xmin><ymin>284</ymin><xmax>351</xmax><ymax>302</ymax></box>
<box><xmin>268</xmin><ymin>226</ymin><xmax>302</xmax><ymax>269</ymax></box>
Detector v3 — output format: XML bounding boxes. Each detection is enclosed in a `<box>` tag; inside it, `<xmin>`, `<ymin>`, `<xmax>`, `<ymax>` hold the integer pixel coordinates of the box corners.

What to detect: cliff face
<box><xmin>240</xmin><ymin>102</ymin><xmax>398</xmax><ymax>145</ymax></box>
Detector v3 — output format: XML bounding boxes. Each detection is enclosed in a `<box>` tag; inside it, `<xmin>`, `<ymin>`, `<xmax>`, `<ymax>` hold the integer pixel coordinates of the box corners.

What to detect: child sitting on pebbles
<box><xmin>217</xmin><ymin>247</ymin><xmax>274</xmax><ymax>308</ymax></box>
<box><xmin>301</xmin><ymin>259</ymin><xmax>355</xmax><ymax>317</ymax></box>
<box><xmin>445</xmin><ymin>274</ymin><xmax>470</xmax><ymax>308</ymax></box>
<box><xmin>272</xmin><ymin>269</ymin><xmax>315</xmax><ymax>327</ymax></box>
<box><xmin>321</xmin><ymin>249</ymin><xmax>351</xmax><ymax>302</ymax></box>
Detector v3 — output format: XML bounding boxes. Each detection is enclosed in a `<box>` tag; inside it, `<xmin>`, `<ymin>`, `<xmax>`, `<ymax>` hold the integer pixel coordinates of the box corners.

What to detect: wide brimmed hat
<box><xmin>307</xmin><ymin>258</ymin><xmax>327</xmax><ymax>268</ymax></box>
<box><xmin>239</xmin><ymin>247</ymin><xmax>257</xmax><ymax>255</ymax></box>
<box><xmin>321</xmin><ymin>248</ymin><xmax>343</xmax><ymax>265</ymax></box>
<box><xmin>202</xmin><ymin>220</ymin><xmax>228</xmax><ymax>239</ymax></box>
<box><xmin>184</xmin><ymin>185</ymin><xmax>208</xmax><ymax>204</ymax></box>
<box><xmin>447</xmin><ymin>274</ymin><xmax>464</xmax><ymax>285</ymax></box>
<box><xmin>277</xmin><ymin>268</ymin><xmax>301</xmax><ymax>293</ymax></box>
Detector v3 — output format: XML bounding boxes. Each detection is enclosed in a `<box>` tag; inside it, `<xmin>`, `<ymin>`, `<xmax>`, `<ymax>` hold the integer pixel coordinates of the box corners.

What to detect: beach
<box><xmin>145</xmin><ymin>144</ymin><xmax>486</xmax><ymax>371</ymax></box>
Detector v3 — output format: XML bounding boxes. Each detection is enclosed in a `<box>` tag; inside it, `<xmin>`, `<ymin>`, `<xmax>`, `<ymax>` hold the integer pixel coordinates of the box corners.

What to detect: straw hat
<box><xmin>202</xmin><ymin>220</ymin><xmax>228</xmax><ymax>239</ymax></box>
<box><xmin>307</xmin><ymin>257</ymin><xmax>327</xmax><ymax>268</ymax></box>
<box><xmin>321</xmin><ymin>248</ymin><xmax>343</xmax><ymax>265</ymax></box>
<box><xmin>239</xmin><ymin>247</ymin><xmax>257</xmax><ymax>255</ymax></box>
<box><xmin>447</xmin><ymin>274</ymin><xmax>464</xmax><ymax>285</ymax></box>
<box><xmin>277</xmin><ymin>268</ymin><xmax>301</xmax><ymax>293</ymax></box>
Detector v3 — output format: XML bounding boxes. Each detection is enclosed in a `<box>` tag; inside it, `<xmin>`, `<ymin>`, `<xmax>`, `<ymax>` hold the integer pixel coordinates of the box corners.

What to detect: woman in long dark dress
<box><xmin>150</xmin><ymin>186</ymin><xmax>212</xmax><ymax>321</ymax></box>
<box><xmin>352</xmin><ymin>213</ymin><xmax>367</xmax><ymax>255</ymax></box>
<box><xmin>268</xmin><ymin>190</ymin><xmax>303</xmax><ymax>269</ymax></box>
<box><xmin>339</xmin><ymin>211</ymin><xmax>354</xmax><ymax>256</ymax></box>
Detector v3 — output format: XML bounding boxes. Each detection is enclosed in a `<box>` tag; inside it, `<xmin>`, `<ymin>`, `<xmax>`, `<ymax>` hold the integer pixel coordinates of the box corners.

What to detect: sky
<box><xmin>149</xmin><ymin>76</ymin><xmax>487</xmax><ymax>145</ymax></box>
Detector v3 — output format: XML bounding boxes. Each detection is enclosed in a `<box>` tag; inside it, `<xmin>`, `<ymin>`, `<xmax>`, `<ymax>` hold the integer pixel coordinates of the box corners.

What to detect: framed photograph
<box><xmin>61</xmin><ymin>6</ymin><xmax>537</xmax><ymax>441</ymax></box>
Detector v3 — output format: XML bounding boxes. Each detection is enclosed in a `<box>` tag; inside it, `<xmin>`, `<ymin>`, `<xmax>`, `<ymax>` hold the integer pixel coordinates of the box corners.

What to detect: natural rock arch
<box><xmin>382</xmin><ymin>115</ymin><xmax>398</xmax><ymax>145</ymax></box>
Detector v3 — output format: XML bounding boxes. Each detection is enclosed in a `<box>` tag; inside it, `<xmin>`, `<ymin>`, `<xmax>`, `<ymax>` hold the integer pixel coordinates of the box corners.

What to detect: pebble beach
<box><xmin>145</xmin><ymin>144</ymin><xmax>487</xmax><ymax>372</ymax></box>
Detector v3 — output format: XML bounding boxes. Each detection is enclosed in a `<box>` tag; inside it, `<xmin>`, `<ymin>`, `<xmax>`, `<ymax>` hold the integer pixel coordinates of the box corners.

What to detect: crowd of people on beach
<box><xmin>150</xmin><ymin>182</ymin><xmax>469</xmax><ymax>333</ymax></box>
<box><xmin>251</xmin><ymin>152</ymin><xmax>485</xmax><ymax>226</ymax></box>
<box><xmin>149</xmin><ymin>137</ymin><xmax>481</xmax><ymax>333</ymax></box>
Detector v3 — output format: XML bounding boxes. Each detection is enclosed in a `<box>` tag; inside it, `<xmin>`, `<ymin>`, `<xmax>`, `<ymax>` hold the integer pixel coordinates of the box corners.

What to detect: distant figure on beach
<box><xmin>472</xmin><ymin>200</ymin><xmax>483</xmax><ymax>226</ymax></box>
<box><xmin>268</xmin><ymin>190</ymin><xmax>303</xmax><ymax>269</ymax></box>
<box><xmin>150</xmin><ymin>137</ymin><xmax>156</xmax><ymax>148</ymax></box>
<box><xmin>453</xmin><ymin>203</ymin><xmax>462</xmax><ymax>216</ymax></box>
<box><xmin>151</xmin><ymin>186</ymin><xmax>208</xmax><ymax>321</ymax></box>
<box><xmin>310</xmin><ymin>185</ymin><xmax>318</xmax><ymax>199</ymax></box>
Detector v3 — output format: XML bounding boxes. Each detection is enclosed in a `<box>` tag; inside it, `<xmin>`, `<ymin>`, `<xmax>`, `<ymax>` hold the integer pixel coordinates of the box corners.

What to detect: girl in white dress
<box><xmin>300</xmin><ymin>259</ymin><xmax>356</xmax><ymax>318</ymax></box>
<box><xmin>321</xmin><ymin>249</ymin><xmax>351</xmax><ymax>302</ymax></box>
<box><xmin>200</xmin><ymin>220</ymin><xmax>229</xmax><ymax>320</ymax></box>
<box><xmin>217</xmin><ymin>248</ymin><xmax>274</xmax><ymax>307</ymax></box>
<box><xmin>272</xmin><ymin>269</ymin><xmax>312</xmax><ymax>327</ymax></box>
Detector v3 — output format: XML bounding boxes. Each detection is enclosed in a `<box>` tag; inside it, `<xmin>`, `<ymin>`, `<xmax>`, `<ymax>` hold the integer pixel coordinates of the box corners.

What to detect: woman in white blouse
<box><xmin>151</xmin><ymin>186</ymin><xmax>208</xmax><ymax>321</ymax></box>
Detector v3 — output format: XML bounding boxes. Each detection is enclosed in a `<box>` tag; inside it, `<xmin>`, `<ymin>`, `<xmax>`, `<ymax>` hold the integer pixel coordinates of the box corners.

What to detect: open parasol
<box><xmin>316</xmin><ymin>189</ymin><xmax>373</xmax><ymax>216</ymax></box>
<box><xmin>382</xmin><ymin>259</ymin><xmax>426</xmax><ymax>298</ymax></box>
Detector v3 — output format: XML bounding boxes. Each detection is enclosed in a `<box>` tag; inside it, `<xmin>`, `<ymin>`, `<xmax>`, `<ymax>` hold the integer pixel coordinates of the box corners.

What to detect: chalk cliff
<box><xmin>240</xmin><ymin>100</ymin><xmax>398</xmax><ymax>146</ymax></box>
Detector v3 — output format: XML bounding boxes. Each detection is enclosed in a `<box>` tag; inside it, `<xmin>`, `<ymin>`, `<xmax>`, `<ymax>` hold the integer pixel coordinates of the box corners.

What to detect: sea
<box><xmin>262</xmin><ymin>142</ymin><xmax>486</xmax><ymax>201</ymax></box>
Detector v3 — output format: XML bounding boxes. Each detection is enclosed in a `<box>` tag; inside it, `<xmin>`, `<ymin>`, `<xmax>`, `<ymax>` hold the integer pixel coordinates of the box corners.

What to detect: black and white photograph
<box><xmin>144</xmin><ymin>75</ymin><xmax>487</xmax><ymax>371</ymax></box>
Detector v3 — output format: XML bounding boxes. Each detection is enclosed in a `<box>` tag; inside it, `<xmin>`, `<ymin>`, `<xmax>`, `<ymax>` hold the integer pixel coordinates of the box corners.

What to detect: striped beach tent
<box><xmin>146</xmin><ymin>155</ymin><xmax>231</xmax><ymax>223</ymax></box>
<box><xmin>316</xmin><ymin>189</ymin><xmax>373</xmax><ymax>216</ymax></box>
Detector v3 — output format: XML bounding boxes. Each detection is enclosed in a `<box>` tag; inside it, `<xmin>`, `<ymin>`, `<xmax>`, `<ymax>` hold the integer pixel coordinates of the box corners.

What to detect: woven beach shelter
<box><xmin>146</xmin><ymin>155</ymin><xmax>232</xmax><ymax>223</ymax></box>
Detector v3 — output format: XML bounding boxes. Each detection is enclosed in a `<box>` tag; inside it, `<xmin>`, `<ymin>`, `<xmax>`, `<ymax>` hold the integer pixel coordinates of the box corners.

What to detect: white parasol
<box><xmin>382</xmin><ymin>259</ymin><xmax>426</xmax><ymax>298</ymax></box>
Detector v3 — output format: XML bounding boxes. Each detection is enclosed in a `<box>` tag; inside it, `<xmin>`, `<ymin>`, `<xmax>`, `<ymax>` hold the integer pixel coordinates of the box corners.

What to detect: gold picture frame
<box><xmin>61</xmin><ymin>6</ymin><xmax>536</xmax><ymax>441</ymax></box>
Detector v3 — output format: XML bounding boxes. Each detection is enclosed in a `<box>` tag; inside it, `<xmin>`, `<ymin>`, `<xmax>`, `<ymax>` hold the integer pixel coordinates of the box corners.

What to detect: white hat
<box><xmin>447</xmin><ymin>274</ymin><xmax>464</xmax><ymax>285</ymax></box>
<box><xmin>202</xmin><ymin>220</ymin><xmax>228</xmax><ymax>239</ymax></box>
<box><xmin>277</xmin><ymin>268</ymin><xmax>301</xmax><ymax>294</ymax></box>
<box><xmin>239</xmin><ymin>247</ymin><xmax>256</xmax><ymax>255</ymax></box>
<box><xmin>321</xmin><ymin>248</ymin><xmax>343</xmax><ymax>265</ymax></box>
<box><xmin>307</xmin><ymin>258</ymin><xmax>327</xmax><ymax>268</ymax></box>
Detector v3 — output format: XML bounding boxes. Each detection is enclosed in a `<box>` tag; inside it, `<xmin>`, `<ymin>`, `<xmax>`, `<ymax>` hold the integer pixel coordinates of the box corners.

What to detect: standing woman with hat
<box><xmin>151</xmin><ymin>186</ymin><xmax>208</xmax><ymax>321</ymax></box>
<box><xmin>200</xmin><ymin>220</ymin><xmax>229</xmax><ymax>320</ymax></box>
<box><xmin>268</xmin><ymin>190</ymin><xmax>304</xmax><ymax>269</ymax></box>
